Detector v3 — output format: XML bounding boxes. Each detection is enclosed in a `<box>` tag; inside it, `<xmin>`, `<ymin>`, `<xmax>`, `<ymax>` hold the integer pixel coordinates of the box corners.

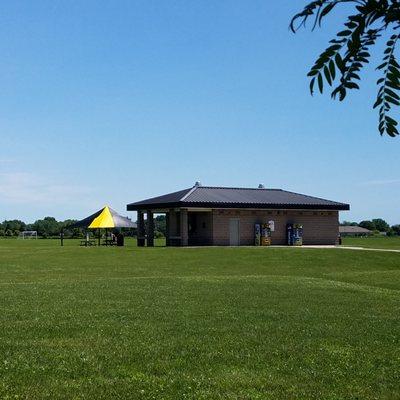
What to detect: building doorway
<box><xmin>229</xmin><ymin>218</ymin><xmax>240</xmax><ymax>246</ymax></box>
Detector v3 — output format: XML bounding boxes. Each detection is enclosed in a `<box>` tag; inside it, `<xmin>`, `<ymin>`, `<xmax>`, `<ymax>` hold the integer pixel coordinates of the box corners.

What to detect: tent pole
<box><xmin>98</xmin><ymin>228</ymin><xmax>101</xmax><ymax>246</ymax></box>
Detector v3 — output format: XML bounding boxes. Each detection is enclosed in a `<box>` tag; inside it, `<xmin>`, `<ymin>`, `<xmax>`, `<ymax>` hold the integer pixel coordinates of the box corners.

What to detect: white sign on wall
<box><xmin>268</xmin><ymin>220</ymin><xmax>275</xmax><ymax>232</ymax></box>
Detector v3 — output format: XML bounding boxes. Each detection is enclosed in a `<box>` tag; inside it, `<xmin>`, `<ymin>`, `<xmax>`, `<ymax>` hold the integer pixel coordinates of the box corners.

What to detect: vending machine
<box><xmin>261</xmin><ymin>223</ymin><xmax>272</xmax><ymax>246</ymax></box>
<box><xmin>293</xmin><ymin>224</ymin><xmax>303</xmax><ymax>246</ymax></box>
<box><xmin>286</xmin><ymin>224</ymin><xmax>293</xmax><ymax>245</ymax></box>
<box><xmin>254</xmin><ymin>224</ymin><xmax>261</xmax><ymax>246</ymax></box>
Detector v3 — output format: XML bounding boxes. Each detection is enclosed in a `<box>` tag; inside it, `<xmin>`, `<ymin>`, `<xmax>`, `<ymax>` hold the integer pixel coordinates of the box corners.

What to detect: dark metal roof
<box><xmin>127</xmin><ymin>186</ymin><xmax>350</xmax><ymax>211</ymax></box>
<box><xmin>129</xmin><ymin>188</ymin><xmax>192</xmax><ymax>207</ymax></box>
<box><xmin>339</xmin><ymin>226</ymin><xmax>371</xmax><ymax>234</ymax></box>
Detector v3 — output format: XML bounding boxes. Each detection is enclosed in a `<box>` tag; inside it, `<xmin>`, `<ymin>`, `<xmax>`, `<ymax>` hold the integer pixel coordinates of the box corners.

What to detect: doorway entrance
<box><xmin>229</xmin><ymin>218</ymin><xmax>240</xmax><ymax>246</ymax></box>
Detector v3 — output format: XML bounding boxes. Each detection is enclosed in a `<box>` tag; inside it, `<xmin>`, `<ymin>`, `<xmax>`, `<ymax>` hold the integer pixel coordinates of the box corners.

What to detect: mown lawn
<box><xmin>0</xmin><ymin>240</ymin><xmax>399</xmax><ymax>399</ymax></box>
<box><xmin>342</xmin><ymin>235</ymin><xmax>400</xmax><ymax>250</ymax></box>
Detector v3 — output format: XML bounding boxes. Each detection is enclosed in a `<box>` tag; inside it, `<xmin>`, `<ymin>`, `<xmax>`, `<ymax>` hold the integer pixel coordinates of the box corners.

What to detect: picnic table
<box><xmin>80</xmin><ymin>239</ymin><xmax>96</xmax><ymax>247</ymax></box>
<box><xmin>102</xmin><ymin>239</ymin><xmax>117</xmax><ymax>246</ymax></box>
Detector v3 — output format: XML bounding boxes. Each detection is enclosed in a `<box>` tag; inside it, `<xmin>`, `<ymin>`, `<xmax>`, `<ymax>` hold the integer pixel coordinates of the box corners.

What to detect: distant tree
<box><xmin>391</xmin><ymin>224</ymin><xmax>400</xmax><ymax>234</ymax></box>
<box><xmin>291</xmin><ymin>0</ymin><xmax>400</xmax><ymax>136</ymax></box>
<box><xmin>371</xmin><ymin>218</ymin><xmax>390</xmax><ymax>231</ymax></box>
<box><xmin>340</xmin><ymin>220</ymin><xmax>358</xmax><ymax>226</ymax></box>
<box><xmin>155</xmin><ymin>215</ymin><xmax>166</xmax><ymax>237</ymax></box>
<box><xmin>0</xmin><ymin>217</ymin><xmax>93</xmax><ymax>239</ymax></box>
<box><xmin>144</xmin><ymin>215</ymin><xmax>166</xmax><ymax>237</ymax></box>
<box><xmin>31</xmin><ymin>217</ymin><xmax>61</xmax><ymax>238</ymax></box>
<box><xmin>359</xmin><ymin>218</ymin><xmax>390</xmax><ymax>232</ymax></box>
<box><xmin>61</xmin><ymin>219</ymin><xmax>83</xmax><ymax>238</ymax></box>
<box><xmin>359</xmin><ymin>220</ymin><xmax>376</xmax><ymax>231</ymax></box>
<box><xmin>2</xmin><ymin>220</ymin><xmax>26</xmax><ymax>236</ymax></box>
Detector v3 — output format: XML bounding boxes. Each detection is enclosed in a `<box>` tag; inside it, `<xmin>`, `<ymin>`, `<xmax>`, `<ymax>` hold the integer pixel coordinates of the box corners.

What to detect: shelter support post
<box><xmin>137</xmin><ymin>211</ymin><xmax>145</xmax><ymax>247</ymax></box>
<box><xmin>165</xmin><ymin>211</ymin><xmax>170</xmax><ymax>246</ymax></box>
<box><xmin>147</xmin><ymin>210</ymin><xmax>154</xmax><ymax>247</ymax></box>
<box><xmin>180</xmin><ymin>209</ymin><xmax>188</xmax><ymax>246</ymax></box>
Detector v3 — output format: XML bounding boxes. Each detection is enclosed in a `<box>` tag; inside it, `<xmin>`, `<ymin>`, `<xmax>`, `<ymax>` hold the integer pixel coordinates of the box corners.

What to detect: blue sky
<box><xmin>0</xmin><ymin>0</ymin><xmax>399</xmax><ymax>224</ymax></box>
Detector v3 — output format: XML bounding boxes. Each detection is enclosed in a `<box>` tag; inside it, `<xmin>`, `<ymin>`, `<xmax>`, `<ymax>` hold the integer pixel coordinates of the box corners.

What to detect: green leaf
<box><xmin>344</xmin><ymin>82</ymin><xmax>359</xmax><ymax>90</ymax></box>
<box><xmin>388</xmin><ymin>66</ymin><xmax>400</xmax><ymax>78</ymax></box>
<box><xmin>386</xmin><ymin>96</ymin><xmax>400</xmax><ymax>106</ymax></box>
<box><xmin>348</xmin><ymin>72</ymin><xmax>360</xmax><ymax>80</ymax></box>
<box><xmin>307</xmin><ymin>69</ymin><xmax>319</xmax><ymax>77</ymax></box>
<box><xmin>327</xmin><ymin>44</ymin><xmax>342</xmax><ymax>52</ymax></box>
<box><xmin>319</xmin><ymin>2</ymin><xmax>336</xmax><ymax>25</ymax></box>
<box><xmin>386</xmin><ymin>116</ymin><xmax>398</xmax><ymax>126</ymax></box>
<box><xmin>385</xmin><ymin>88</ymin><xmax>400</xmax><ymax>100</ymax></box>
<box><xmin>323</xmin><ymin>66</ymin><xmax>332</xmax><ymax>85</ymax></box>
<box><xmin>386</xmin><ymin>123</ymin><xmax>398</xmax><ymax>137</ymax></box>
<box><xmin>338</xmin><ymin>87</ymin><xmax>346</xmax><ymax>101</ymax></box>
<box><xmin>337</xmin><ymin>30</ymin><xmax>352</xmax><ymax>37</ymax></box>
<box><xmin>335</xmin><ymin>53</ymin><xmax>344</xmax><ymax>72</ymax></box>
<box><xmin>373</xmin><ymin>96</ymin><xmax>383</xmax><ymax>109</ymax></box>
<box><xmin>386</xmin><ymin>80</ymin><xmax>400</xmax><ymax>90</ymax></box>
<box><xmin>318</xmin><ymin>73</ymin><xmax>324</xmax><ymax>94</ymax></box>
<box><xmin>310</xmin><ymin>77</ymin><xmax>316</xmax><ymax>95</ymax></box>
<box><xmin>377</xmin><ymin>62</ymin><xmax>387</xmax><ymax>70</ymax></box>
<box><xmin>329</xmin><ymin>59</ymin><xmax>336</xmax><ymax>81</ymax></box>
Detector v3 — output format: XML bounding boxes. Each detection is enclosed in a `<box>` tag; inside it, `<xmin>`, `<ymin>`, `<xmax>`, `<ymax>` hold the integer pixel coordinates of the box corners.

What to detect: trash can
<box><xmin>117</xmin><ymin>233</ymin><xmax>124</xmax><ymax>246</ymax></box>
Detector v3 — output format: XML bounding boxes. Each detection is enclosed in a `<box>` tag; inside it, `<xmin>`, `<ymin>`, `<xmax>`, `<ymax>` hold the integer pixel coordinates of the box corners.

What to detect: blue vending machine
<box><xmin>286</xmin><ymin>224</ymin><xmax>293</xmax><ymax>246</ymax></box>
<box><xmin>293</xmin><ymin>224</ymin><xmax>303</xmax><ymax>246</ymax></box>
<box><xmin>254</xmin><ymin>224</ymin><xmax>261</xmax><ymax>246</ymax></box>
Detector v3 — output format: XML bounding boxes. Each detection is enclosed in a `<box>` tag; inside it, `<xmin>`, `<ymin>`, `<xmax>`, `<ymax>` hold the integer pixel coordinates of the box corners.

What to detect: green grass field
<box><xmin>342</xmin><ymin>235</ymin><xmax>400</xmax><ymax>250</ymax></box>
<box><xmin>1</xmin><ymin>240</ymin><xmax>399</xmax><ymax>399</ymax></box>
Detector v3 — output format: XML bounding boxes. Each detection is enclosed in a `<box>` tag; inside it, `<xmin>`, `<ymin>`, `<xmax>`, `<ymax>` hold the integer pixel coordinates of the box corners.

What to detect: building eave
<box><xmin>127</xmin><ymin>201</ymin><xmax>350</xmax><ymax>211</ymax></box>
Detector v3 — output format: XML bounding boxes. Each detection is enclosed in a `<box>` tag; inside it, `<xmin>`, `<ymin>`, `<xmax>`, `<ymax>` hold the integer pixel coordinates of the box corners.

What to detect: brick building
<box><xmin>127</xmin><ymin>183</ymin><xmax>349</xmax><ymax>246</ymax></box>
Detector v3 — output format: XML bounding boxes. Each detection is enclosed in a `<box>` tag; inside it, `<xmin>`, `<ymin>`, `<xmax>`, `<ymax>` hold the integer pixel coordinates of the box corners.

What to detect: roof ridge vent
<box><xmin>258</xmin><ymin>183</ymin><xmax>265</xmax><ymax>189</ymax></box>
<box><xmin>194</xmin><ymin>181</ymin><xmax>202</xmax><ymax>187</ymax></box>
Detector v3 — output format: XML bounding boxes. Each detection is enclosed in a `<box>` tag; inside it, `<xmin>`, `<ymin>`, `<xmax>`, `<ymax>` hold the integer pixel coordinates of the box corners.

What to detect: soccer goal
<box><xmin>19</xmin><ymin>231</ymin><xmax>38</xmax><ymax>239</ymax></box>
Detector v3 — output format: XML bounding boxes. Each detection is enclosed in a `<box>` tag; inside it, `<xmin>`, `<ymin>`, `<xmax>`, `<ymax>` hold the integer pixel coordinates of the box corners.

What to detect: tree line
<box><xmin>341</xmin><ymin>218</ymin><xmax>400</xmax><ymax>236</ymax></box>
<box><xmin>0</xmin><ymin>217</ymin><xmax>83</xmax><ymax>238</ymax></box>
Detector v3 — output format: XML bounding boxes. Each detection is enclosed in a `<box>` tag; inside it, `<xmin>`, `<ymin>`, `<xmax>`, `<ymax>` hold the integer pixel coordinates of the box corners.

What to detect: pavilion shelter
<box><xmin>127</xmin><ymin>183</ymin><xmax>349</xmax><ymax>247</ymax></box>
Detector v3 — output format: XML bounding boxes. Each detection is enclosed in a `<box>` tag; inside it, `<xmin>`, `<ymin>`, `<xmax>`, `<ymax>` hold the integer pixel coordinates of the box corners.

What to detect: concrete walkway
<box><xmin>337</xmin><ymin>246</ymin><xmax>400</xmax><ymax>253</ymax></box>
<box><xmin>185</xmin><ymin>245</ymin><xmax>400</xmax><ymax>252</ymax></box>
<box><xmin>278</xmin><ymin>245</ymin><xmax>400</xmax><ymax>253</ymax></box>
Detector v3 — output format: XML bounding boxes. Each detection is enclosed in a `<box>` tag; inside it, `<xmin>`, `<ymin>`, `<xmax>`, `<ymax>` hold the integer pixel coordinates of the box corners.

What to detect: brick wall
<box><xmin>211</xmin><ymin>209</ymin><xmax>339</xmax><ymax>246</ymax></box>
